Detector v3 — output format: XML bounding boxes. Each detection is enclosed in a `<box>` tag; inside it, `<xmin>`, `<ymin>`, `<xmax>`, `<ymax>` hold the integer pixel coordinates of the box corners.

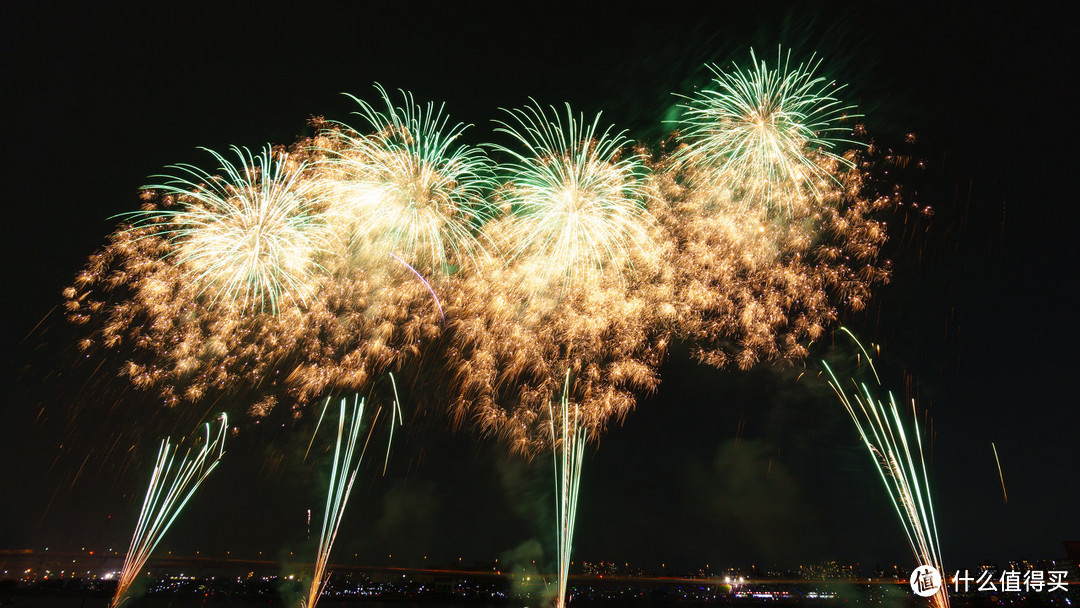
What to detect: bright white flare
<box><xmin>138</xmin><ymin>146</ymin><xmax>328</xmax><ymax>313</ymax></box>
<box><xmin>677</xmin><ymin>48</ymin><xmax>858</xmax><ymax>213</ymax></box>
<box><xmin>317</xmin><ymin>85</ymin><xmax>492</xmax><ymax>273</ymax></box>
<box><xmin>489</xmin><ymin>101</ymin><xmax>655</xmax><ymax>292</ymax></box>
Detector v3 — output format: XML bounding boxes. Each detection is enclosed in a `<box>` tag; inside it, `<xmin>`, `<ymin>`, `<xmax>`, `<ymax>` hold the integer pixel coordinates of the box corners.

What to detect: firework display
<box><xmin>66</xmin><ymin>51</ymin><xmax>890</xmax><ymax>444</ymax></box>
<box><xmin>823</xmin><ymin>329</ymin><xmax>949</xmax><ymax>608</ymax></box>
<box><xmin>112</xmin><ymin>415</ymin><xmax>228</xmax><ymax>608</ymax></box>
<box><xmin>61</xmin><ymin>51</ymin><xmax>903</xmax><ymax>601</ymax></box>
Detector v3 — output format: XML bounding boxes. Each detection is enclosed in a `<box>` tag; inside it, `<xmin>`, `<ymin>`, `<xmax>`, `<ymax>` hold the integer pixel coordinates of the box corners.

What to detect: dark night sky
<box><xmin>1</xmin><ymin>2</ymin><xmax>1077</xmax><ymax>575</ymax></box>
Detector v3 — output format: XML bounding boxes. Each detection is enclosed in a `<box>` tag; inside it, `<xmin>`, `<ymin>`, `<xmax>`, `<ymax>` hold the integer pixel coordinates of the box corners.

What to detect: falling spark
<box><xmin>991</xmin><ymin>442</ymin><xmax>1008</xmax><ymax>504</ymax></box>
<box><xmin>823</xmin><ymin>329</ymin><xmax>948</xmax><ymax>608</ymax></box>
<box><xmin>112</xmin><ymin>414</ymin><xmax>227</xmax><ymax>608</ymax></box>
<box><xmin>382</xmin><ymin>372</ymin><xmax>404</xmax><ymax>475</ymax></box>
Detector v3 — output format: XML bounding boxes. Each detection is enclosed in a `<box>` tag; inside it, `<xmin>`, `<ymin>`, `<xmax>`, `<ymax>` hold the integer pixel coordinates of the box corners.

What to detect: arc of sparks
<box><xmin>388</xmin><ymin>252</ymin><xmax>444</xmax><ymax>322</ymax></box>
<box><xmin>112</xmin><ymin>414</ymin><xmax>228</xmax><ymax>608</ymax></box>
<box><xmin>991</xmin><ymin>442</ymin><xmax>1008</xmax><ymax>504</ymax></box>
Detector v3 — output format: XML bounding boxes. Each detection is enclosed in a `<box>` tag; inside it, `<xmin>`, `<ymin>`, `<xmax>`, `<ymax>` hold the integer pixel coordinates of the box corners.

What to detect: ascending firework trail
<box><xmin>823</xmin><ymin>328</ymin><xmax>949</xmax><ymax>608</ymax></box>
<box><xmin>112</xmin><ymin>414</ymin><xmax>228</xmax><ymax>608</ymax></box>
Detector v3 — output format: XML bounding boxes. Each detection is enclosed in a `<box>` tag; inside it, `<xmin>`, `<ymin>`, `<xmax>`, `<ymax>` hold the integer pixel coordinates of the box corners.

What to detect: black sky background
<box><xmin>1</xmin><ymin>2</ymin><xmax>1077</xmax><ymax>575</ymax></box>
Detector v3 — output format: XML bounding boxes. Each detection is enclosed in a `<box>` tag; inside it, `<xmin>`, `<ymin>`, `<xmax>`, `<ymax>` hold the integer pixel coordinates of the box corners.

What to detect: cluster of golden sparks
<box><xmin>66</xmin><ymin>49</ymin><xmax>896</xmax><ymax>455</ymax></box>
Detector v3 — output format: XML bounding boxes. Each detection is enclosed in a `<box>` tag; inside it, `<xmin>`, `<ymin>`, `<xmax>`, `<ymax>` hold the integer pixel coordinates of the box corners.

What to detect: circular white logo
<box><xmin>910</xmin><ymin>565</ymin><xmax>943</xmax><ymax>597</ymax></box>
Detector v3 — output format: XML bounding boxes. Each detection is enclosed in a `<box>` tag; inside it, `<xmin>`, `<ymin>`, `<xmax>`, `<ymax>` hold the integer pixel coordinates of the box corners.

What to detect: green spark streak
<box><xmin>304</xmin><ymin>390</ymin><xmax>402</xmax><ymax>608</ymax></box>
<box><xmin>549</xmin><ymin>371</ymin><xmax>586</xmax><ymax>608</ymax></box>
<box><xmin>823</xmin><ymin>329</ymin><xmax>949</xmax><ymax>608</ymax></box>
<box><xmin>112</xmin><ymin>414</ymin><xmax>228</xmax><ymax>608</ymax></box>
<box><xmin>303</xmin><ymin>396</ymin><xmax>364</xmax><ymax>608</ymax></box>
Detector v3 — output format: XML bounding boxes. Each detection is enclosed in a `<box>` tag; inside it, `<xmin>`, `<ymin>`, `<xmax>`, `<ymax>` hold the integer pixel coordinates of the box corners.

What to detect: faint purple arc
<box><xmin>388</xmin><ymin>252</ymin><xmax>445</xmax><ymax>322</ymax></box>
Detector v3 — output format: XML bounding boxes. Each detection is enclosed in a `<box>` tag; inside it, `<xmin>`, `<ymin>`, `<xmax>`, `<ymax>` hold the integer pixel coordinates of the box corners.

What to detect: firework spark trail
<box><xmin>304</xmin><ymin>385</ymin><xmax>402</xmax><ymax>608</ymax></box>
<box><xmin>549</xmin><ymin>372</ymin><xmax>586</xmax><ymax>608</ymax></box>
<box><xmin>303</xmin><ymin>396</ymin><xmax>364</xmax><ymax>608</ymax></box>
<box><xmin>823</xmin><ymin>328</ymin><xmax>948</xmax><ymax>608</ymax></box>
<box><xmin>388</xmin><ymin>252</ymin><xmax>444</xmax><ymax>322</ymax></box>
<box><xmin>992</xmin><ymin>442</ymin><xmax>1008</xmax><ymax>504</ymax></box>
<box><xmin>383</xmin><ymin>372</ymin><xmax>404</xmax><ymax>475</ymax></box>
<box><xmin>112</xmin><ymin>414</ymin><xmax>228</xmax><ymax>608</ymax></box>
